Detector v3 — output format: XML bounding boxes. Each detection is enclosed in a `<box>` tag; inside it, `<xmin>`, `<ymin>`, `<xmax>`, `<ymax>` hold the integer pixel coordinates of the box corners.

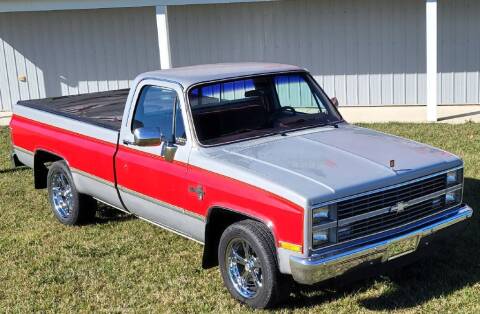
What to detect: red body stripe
<box><xmin>10</xmin><ymin>115</ymin><xmax>117</xmax><ymax>183</ymax></box>
<box><xmin>11</xmin><ymin>114</ymin><xmax>304</xmax><ymax>246</ymax></box>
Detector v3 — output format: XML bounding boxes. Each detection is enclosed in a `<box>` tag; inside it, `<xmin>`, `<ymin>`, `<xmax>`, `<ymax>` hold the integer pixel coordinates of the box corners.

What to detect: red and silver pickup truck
<box><xmin>9</xmin><ymin>63</ymin><xmax>472</xmax><ymax>308</ymax></box>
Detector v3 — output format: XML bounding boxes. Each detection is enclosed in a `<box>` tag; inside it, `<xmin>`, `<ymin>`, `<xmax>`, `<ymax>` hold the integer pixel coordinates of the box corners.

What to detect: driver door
<box><xmin>115</xmin><ymin>80</ymin><xmax>202</xmax><ymax>241</ymax></box>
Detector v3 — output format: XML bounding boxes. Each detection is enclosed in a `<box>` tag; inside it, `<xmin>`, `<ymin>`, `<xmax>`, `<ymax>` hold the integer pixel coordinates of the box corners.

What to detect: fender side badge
<box><xmin>188</xmin><ymin>185</ymin><xmax>205</xmax><ymax>200</ymax></box>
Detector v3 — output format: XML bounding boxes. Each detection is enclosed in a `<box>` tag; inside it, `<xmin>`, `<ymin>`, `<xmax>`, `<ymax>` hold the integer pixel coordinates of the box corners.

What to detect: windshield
<box><xmin>188</xmin><ymin>72</ymin><xmax>343</xmax><ymax>145</ymax></box>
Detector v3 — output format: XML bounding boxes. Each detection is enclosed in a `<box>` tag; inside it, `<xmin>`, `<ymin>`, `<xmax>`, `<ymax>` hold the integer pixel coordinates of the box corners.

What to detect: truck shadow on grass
<box><xmin>0</xmin><ymin>166</ymin><xmax>29</xmax><ymax>174</ymax></box>
<box><xmin>92</xmin><ymin>202</ymin><xmax>136</xmax><ymax>225</ymax></box>
<box><xmin>283</xmin><ymin>177</ymin><xmax>480</xmax><ymax>311</ymax></box>
<box><xmin>0</xmin><ymin>165</ymin><xmax>135</xmax><ymax>225</ymax></box>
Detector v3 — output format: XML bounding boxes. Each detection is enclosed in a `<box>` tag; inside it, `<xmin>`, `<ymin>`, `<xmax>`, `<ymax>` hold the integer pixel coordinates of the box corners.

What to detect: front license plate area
<box><xmin>386</xmin><ymin>236</ymin><xmax>420</xmax><ymax>261</ymax></box>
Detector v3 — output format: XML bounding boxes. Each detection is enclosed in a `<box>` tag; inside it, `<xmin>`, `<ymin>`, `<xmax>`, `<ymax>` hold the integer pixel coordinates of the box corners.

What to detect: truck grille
<box><xmin>337</xmin><ymin>173</ymin><xmax>448</xmax><ymax>242</ymax></box>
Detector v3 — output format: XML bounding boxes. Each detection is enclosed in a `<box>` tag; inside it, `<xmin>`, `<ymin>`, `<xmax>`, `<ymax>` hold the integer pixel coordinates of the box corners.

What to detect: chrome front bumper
<box><xmin>290</xmin><ymin>204</ymin><xmax>473</xmax><ymax>285</ymax></box>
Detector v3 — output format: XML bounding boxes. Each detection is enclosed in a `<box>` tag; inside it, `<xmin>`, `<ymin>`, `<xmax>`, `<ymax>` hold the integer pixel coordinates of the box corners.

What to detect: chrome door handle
<box><xmin>122</xmin><ymin>139</ymin><xmax>135</xmax><ymax>146</ymax></box>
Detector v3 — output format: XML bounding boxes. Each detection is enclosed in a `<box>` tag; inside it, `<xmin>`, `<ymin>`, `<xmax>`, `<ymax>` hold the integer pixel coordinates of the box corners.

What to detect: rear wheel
<box><xmin>47</xmin><ymin>160</ymin><xmax>96</xmax><ymax>225</ymax></box>
<box><xmin>218</xmin><ymin>220</ymin><xmax>288</xmax><ymax>309</ymax></box>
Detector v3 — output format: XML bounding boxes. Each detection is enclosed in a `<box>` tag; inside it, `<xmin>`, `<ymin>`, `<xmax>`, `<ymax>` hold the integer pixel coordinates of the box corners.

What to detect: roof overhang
<box><xmin>0</xmin><ymin>0</ymin><xmax>274</xmax><ymax>13</ymax></box>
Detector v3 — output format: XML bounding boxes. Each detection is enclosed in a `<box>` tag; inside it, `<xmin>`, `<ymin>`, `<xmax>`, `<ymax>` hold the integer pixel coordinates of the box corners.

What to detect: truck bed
<box><xmin>17</xmin><ymin>89</ymin><xmax>129</xmax><ymax>131</ymax></box>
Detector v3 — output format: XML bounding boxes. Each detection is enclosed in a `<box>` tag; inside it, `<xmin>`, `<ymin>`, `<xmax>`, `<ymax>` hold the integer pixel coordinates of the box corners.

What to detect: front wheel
<box><xmin>218</xmin><ymin>220</ymin><xmax>288</xmax><ymax>309</ymax></box>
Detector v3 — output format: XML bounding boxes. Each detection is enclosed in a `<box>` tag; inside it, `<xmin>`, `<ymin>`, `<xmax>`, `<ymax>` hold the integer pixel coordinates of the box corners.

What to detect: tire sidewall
<box><xmin>47</xmin><ymin>161</ymin><xmax>81</xmax><ymax>225</ymax></box>
<box><xmin>218</xmin><ymin>222</ymin><xmax>278</xmax><ymax>308</ymax></box>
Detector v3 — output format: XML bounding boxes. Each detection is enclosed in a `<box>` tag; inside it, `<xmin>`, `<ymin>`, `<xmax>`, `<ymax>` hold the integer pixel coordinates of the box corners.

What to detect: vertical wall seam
<box><xmin>1</xmin><ymin>39</ymin><xmax>13</xmax><ymax>110</ymax></box>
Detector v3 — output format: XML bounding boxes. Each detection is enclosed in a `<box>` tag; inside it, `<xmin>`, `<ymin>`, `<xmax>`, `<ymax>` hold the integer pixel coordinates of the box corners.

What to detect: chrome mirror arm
<box><xmin>161</xmin><ymin>141</ymin><xmax>178</xmax><ymax>162</ymax></box>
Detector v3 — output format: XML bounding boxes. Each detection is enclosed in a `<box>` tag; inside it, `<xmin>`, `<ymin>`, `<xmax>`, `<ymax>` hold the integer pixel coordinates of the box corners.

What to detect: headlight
<box><xmin>313</xmin><ymin>206</ymin><xmax>330</xmax><ymax>224</ymax></box>
<box><xmin>312</xmin><ymin>204</ymin><xmax>336</xmax><ymax>224</ymax></box>
<box><xmin>313</xmin><ymin>229</ymin><xmax>329</xmax><ymax>247</ymax></box>
<box><xmin>312</xmin><ymin>204</ymin><xmax>337</xmax><ymax>249</ymax></box>
<box><xmin>445</xmin><ymin>189</ymin><xmax>462</xmax><ymax>205</ymax></box>
<box><xmin>445</xmin><ymin>168</ymin><xmax>463</xmax><ymax>207</ymax></box>
<box><xmin>446</xmin><ymin>168</ymin><xmax>463</xmax><ymax>186</ymax></box>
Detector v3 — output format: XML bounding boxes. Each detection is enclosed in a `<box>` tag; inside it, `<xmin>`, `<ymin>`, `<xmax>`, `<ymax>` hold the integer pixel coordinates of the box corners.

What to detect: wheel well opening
<box><xmin>34</xmin><ymin>150</ymin><xmax>63</xmax><ymax>189</ymax></box>
<box><xmin>202</xmin><ymin>207</ymin><xmax>258</xmax><ymax>269</ymax></box>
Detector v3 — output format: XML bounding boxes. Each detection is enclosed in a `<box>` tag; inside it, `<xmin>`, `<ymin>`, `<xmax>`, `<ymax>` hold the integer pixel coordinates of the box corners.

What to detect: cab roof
<box><xmin>136</xmin><ymin>62</ymin><xmax>305</xmax><ymax>89</ymax></box>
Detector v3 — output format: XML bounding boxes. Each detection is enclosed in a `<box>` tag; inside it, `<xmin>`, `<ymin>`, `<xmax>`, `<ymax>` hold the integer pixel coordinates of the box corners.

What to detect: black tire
<box><xmin>47</xmin><ymin>160</ymin><xmax>96</xmax><ymax>225</ymax></box>
<box><xmin>218</xmin><ymin>219</ymin><xmax>289</xmax><ymax>309</ymax></box>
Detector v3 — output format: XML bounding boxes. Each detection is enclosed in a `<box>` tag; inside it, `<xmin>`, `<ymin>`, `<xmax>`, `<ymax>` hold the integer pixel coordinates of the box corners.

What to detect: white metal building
<box><xmin>0</xmin><ymin>0</ymin><xmax>479</xmax><ymax>121</ymax></box>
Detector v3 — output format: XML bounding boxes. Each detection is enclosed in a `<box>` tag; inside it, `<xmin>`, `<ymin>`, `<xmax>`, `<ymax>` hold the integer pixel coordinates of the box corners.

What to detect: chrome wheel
<box><xmin>226</xmin><ymin>238</ymin><xmax>263</xmax><ymax>299</ymax></box>
<box><xmin>51</xmin><ymin>172</ymin><xmax>74</xmax><ymax>219</ymax></box>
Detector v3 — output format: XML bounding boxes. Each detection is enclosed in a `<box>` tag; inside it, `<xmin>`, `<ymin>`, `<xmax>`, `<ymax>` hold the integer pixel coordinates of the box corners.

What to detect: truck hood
<box><xmin>201</xmin><ymin>124</ymin><xmax>461</xmax><ymax>207</ymax></box>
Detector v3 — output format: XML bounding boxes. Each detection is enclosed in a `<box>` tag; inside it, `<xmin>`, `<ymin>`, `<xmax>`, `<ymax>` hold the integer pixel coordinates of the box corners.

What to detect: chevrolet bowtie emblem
<box><xmin>390</xmin><ymin>201</ymin><xmax>406</xmax><ymax>213</ymax></box>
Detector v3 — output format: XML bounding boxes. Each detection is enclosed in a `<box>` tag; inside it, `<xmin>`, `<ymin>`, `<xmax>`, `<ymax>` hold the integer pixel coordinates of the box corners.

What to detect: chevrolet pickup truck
<box><xmin>9</xmin><ymin>63</ymin><xmax>473</xmax><ymax>309</ymax></box>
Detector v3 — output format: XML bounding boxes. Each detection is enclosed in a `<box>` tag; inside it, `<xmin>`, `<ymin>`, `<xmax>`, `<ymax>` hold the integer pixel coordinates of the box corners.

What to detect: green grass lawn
<box><xmin>1</xmin><ymin>123</ymin><xmax>479</xmax><ymax>313</ymax></box>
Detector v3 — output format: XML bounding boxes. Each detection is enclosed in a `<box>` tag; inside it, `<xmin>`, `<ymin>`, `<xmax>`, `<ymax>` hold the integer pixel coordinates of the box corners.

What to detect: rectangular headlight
<box><xmin>312</xmin><ymin>227</ymin><xmax>338</xmax><ymax>249</ymax></box>
<box><xmin>447</xmin><ymin>168</ymin><xmax>463</xmax><ymax>186</ymax></box>
<box><xmin>445</xmin><ymin>189</ymin><xmax>462</xmax><ymax>206</ymax></box>
<box><xmin>312</xmin><ymin>204</ymin><xmax>337</xmax><ymax>249</ymax></box>
<box><xmin>313</xmin><ymin>229</ymin><xmax>329</xmax><ymax>247</ymax></box>
<box><xmin>312</xmin><ymin>204</ymin><xmax>337</xmax><ymax>225</ymax></box>
<box><xmin>313</xmin><ymin>206</ymin><xmax>329</xmax><ymax>224</ymax></box>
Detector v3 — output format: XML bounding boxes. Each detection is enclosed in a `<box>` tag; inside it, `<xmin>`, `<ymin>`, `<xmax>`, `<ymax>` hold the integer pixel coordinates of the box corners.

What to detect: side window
<box><xmin>132</xmin><ymin>85</ymin><xmax>186</xmax><ymax>142</ymax></box>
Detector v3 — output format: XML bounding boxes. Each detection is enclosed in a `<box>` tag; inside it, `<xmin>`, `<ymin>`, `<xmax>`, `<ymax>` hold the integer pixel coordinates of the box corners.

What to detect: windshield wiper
<box><xmin>325</xmin><ymin>121</ymin><xmax>340</xmax><ymax>128</ymax></box>
<box><xmin>281</xmin><ymin>118</ymin><xmax>307</xmax><ymax>126</ymax></box>
<box><xmin>221</xmin><ymin>128</ymin><xmax>271</xmax><ymax>137</ymax></box>
<box><xmin>221</xmin><ymin>128</ymin><xmax>255</xmax><ymax>136</ymax></box>
<box><xmin>278</xmin><ymin>120</ymin><xmax>341</xmax><ymax>135</ymax></box>
<box><xmin>222</xmin><ymin>127</ymin><xmax>287</xmax><ymax>139</ymax></box>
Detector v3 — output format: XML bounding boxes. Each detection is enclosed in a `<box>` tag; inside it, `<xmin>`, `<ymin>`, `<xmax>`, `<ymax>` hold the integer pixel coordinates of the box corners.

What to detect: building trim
<box><xmin>0</xmin><ymin>0</ymin><xmax>274</xmax><ymax>13</ymax></box>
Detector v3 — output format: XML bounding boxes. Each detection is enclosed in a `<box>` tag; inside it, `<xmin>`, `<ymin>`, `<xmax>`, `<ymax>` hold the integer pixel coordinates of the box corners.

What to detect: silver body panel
<box><xmin>70</xmin><ymin>169</ymin><xmax>124</xmax><ymax>211</ymax></box>
<box><xmin>135</xmin><ymin>63</ymin><xmax>303</xmax><ymax>90</ymax></box>
<box><xmin>197</xmin><ymin>123</ymin><xmax>462</xmax><ymax>208</ymax></box>
<box><xmin>119</xmin><ymin>185</ymin><xmax>205</xmax><ymax>243</ymax></box>
<box><xmin>13</xmin><ymin>146</ymin><xmax>34</xmax><ymax>168</ymax></box>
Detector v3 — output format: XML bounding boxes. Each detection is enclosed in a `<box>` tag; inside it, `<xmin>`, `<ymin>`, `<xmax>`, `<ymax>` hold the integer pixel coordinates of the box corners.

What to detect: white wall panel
<box><xmin>0</xmin><ymin>7</ymin><xmax>160</xmax><ymax>111</ymax></box>
<box><xmin>169</xmin><ymin>0</ymin><xmax>427</xmax><ymax>106</ymax></box>
<box><xmin>438</xmin><ymin>0</ymin><xmax>480</xmax><ymax>105</ymax></box>
<box><xmin>2</xmin><ymin>0</ymin><xmax>478</xmax><ymax>110</ymax></box>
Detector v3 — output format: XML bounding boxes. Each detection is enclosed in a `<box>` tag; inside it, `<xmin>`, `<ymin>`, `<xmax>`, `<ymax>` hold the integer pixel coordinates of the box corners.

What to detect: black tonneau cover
<box><xmin>17</xmin><ymin>89</ymin><xmax>129</xmax><ymax>131</ymax></box>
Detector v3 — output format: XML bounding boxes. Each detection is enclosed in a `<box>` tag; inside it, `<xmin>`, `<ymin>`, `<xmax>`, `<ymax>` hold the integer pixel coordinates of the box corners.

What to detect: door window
<box><xmin>132</xmin><ymin>85</ymin><xmax>186</xmax><ymax>141</ymax></box>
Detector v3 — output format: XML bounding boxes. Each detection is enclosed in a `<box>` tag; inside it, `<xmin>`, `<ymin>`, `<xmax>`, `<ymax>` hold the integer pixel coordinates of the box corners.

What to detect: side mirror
<box><xmin>132</xmin><ymin>127</ymin><xmax>178</xmax><ymax>161</ymax></box>
<box><xmin>133</xmin><ymin>127</ymin><xmax>162</xmax><ymax>147</ymax></box>
<box><xmin>331</xmin><ymin>97</ymin><xmax>339</xmax><ymax>108</ymax></box>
